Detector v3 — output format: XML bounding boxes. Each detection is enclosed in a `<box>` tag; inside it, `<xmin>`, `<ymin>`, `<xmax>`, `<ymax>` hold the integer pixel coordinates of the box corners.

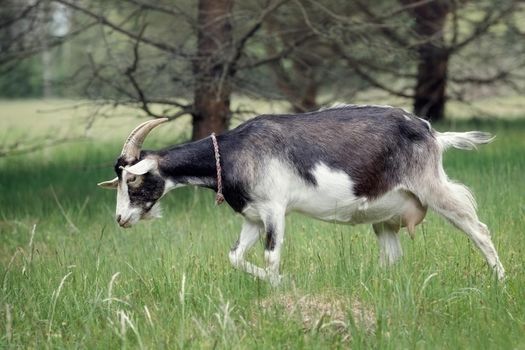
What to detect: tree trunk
<box><xmin>290</xmin><ymin>60</ymin><xmax>318</xmax><ymax>113</ymax></box>
<box><xmin>192</xmin><ymin>0</ymin><xmax>233</xmax><ymax>140</ymax></box>
<box><xmin>295</xmin><ymin>79</ymin><xmax>318</xmax><ymax>113</ymax></box>
<box><xmin>413</xmin><ymin>48</ymin><xmax>448</xmax><ymax>120</ymax></box>
<box><xmin>265</xmin><ymin>42</ymin><xmax>319</xmax><ymax>113</ymax></box>
<box><xmin>269</xmin><ymin>59</ymin><xmax>319</xmax><ymax>113</ymax></box>
<box><xmin>402</xmin><ymin>0</ymin><xmax>450</xmax><ymax>121</ymax></box>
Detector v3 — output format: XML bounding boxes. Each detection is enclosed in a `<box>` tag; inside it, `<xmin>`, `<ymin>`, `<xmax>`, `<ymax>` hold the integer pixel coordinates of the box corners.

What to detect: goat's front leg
<box><xmin>229</xmin><ymin>219</ymin><xmax>268</xmax><ymax>280</ymax></box>
<box><xmin>263</xmin><ymin>210</ymin><xmax>286</xmax><ymax>286</ymax></box>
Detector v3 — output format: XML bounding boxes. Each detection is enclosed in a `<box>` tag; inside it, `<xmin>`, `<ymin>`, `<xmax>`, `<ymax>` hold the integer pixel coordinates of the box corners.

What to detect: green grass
<box><xmin>1</xmin><ymin>106</ymin><xmax>525</xmax><ymax>349</ymax></box>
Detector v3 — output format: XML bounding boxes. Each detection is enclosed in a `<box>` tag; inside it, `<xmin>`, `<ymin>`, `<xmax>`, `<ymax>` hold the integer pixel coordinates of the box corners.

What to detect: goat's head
<box><xmin>98</xmin><ymin>118</ymin><xmax>169</xmax><ymax>228</ymax></box>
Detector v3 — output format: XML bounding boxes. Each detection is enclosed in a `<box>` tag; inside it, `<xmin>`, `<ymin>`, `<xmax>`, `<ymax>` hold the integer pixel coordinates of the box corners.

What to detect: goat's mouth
<box><xmin>116</xmin><ymin>204</ymin><xmax>161</xmax><ymax>228</ymax></box>
<box><xmin>118</xmin><ymin>219</ymin><xmax>133</xmax><ymax>228</ymax></box>
<box><xmin>117</xmin><ymin>214</ymin><xmax>139</xmax><ymax>228</ymax></box>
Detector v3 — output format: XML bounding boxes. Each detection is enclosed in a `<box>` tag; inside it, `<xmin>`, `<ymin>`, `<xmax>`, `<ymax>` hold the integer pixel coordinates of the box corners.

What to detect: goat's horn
<box><xmin>121</xmin><ymin>118</ymin><xmax>168</xmax><ymax>160</ymax></box>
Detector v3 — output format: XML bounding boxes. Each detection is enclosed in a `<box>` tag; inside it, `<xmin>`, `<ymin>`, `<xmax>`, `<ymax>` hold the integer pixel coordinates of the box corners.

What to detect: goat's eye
<box><xmin>127</xmin><ymin>175</ymin><xmax>141</xmax><ymax>186</ymax></box>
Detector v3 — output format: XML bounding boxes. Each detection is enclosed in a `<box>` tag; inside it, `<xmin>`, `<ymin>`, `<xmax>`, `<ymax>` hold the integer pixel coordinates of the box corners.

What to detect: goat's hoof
<box><xmin>496</xmin><ymin>271</ymin><xmax>506</xmax><ymax>283</ymax></box>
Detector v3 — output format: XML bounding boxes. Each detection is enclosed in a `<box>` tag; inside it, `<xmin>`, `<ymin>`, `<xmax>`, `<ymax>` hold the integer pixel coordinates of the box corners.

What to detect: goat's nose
<box><xmin>116</xmin><ymin>215</ymin><xmax>122</xmax><ymax>223</ymax></box>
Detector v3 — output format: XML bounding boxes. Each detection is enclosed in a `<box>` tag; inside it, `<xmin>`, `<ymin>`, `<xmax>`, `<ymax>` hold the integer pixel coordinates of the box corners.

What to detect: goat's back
<box><xmin>223</xmin><ymin>105</ymin><xmax>435</xmax><ymax>199</ymax></box>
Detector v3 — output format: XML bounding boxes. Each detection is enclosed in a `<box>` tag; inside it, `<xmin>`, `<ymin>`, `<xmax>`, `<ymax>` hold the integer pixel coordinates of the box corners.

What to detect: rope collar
<box><xmin>210</xmin><ymin>133</ymin><xmax>225</xmax><ymax>205</ymax></box>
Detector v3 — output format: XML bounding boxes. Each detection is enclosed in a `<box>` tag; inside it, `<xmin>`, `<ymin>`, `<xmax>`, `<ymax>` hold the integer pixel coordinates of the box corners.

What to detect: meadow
<box><xmin>1</xmin><ymin>100</ymin><xmax>524</xmax><ymax>349</ymax></box>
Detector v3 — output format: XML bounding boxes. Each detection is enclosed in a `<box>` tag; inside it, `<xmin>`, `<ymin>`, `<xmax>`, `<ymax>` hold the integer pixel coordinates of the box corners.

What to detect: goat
<box><xmin>98</xmin><ymin>104</ymin><xmax>505</xmax><ymax>285</ymax></box>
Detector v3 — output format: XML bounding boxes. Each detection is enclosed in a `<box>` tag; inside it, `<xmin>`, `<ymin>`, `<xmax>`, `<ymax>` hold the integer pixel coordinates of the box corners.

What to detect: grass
<box><xmin>1</xmin><ymin>101</ymin><xmax>525</xmax><ymax>349</ymax></box>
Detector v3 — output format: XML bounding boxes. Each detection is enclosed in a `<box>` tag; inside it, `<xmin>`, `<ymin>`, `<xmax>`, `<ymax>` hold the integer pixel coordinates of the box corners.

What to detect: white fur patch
<box><xmin>163</xmin><ymin>179</ymin><xmax>180</xmax><ymax>195</ymax></box>
<box><xmin>244</xmin><ymin>160</ymin><xmax>425</xmax><ymax>226</ymax></box>
<box><xmin>115</xmin><ymin>170</ymin><xmax>141</xmax><ymax>226</ymax></box>
<box><xmin>289</xmin><ymin>162</ymin><xmax>360</xmax><ymax>221</ymax></box>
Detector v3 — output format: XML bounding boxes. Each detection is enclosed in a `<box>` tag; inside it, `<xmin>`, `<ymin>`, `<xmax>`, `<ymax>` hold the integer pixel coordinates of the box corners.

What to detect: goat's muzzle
<box><xmin>116</xmin><ymin>215</ymin><xmax>132</xmax><ymax>228</ymax></box>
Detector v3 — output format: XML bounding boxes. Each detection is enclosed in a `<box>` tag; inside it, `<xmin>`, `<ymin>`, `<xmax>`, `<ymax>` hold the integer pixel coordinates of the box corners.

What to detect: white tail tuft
<box><xmin>436</xmin><ymin>131</ymin><xmax>494</xmax><ymax>151</ymax></box>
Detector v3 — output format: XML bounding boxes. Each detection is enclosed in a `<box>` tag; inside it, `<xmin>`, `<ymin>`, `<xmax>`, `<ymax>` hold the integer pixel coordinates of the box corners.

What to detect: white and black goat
<box><xmin>98</xmin><ymin>105</ymin><xmax>505</xmax><ymax>284</ymax></box>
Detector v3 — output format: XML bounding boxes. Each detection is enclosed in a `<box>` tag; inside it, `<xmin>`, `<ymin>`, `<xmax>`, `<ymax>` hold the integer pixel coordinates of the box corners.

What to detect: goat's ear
<box><xmin>98</xmin><ymin>177</ymin><xmax>119</xmax><ymax>189</ymax></box>
<box><xmin>123</xmin><ymin>158</ymin><xmax>157</xmax><ymax>175</ymax></box>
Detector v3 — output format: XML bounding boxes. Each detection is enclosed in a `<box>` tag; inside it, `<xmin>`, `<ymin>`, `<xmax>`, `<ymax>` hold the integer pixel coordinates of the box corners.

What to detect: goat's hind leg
<box><xmin>373</xmin><ymin>222</ymin><xmax>403</xmax><ymax>267</ymax></box>
<box><xmin>425</xmin><ymin>180</ymin><xmax>505</xmax><ymax>280</ymax></box>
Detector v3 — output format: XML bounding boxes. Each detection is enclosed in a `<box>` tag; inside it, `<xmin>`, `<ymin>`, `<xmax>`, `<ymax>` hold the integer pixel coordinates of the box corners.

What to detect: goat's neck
<box><xmin>157</xmin><ymin>137</ymin><xmax>218</xmax><ymax>190</ymax></box>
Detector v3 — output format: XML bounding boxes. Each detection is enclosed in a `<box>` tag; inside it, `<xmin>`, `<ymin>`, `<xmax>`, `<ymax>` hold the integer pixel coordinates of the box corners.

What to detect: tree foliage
<box><xmin>1</xmin><ymin>0</ymin><xmax>524</xmax><ymax>138</ymax></box>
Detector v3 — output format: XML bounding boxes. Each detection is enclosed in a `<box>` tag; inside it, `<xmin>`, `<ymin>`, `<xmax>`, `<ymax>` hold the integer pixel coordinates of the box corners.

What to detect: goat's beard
<box><xmin>142</xmin><ymin>203</ymin><xmax>162</xmax><ymax>220</ymax></box>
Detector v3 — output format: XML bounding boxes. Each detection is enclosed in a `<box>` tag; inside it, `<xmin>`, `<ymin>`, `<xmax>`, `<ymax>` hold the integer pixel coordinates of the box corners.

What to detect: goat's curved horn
<box><xmin>121</xmin><ymin>118</ymin><xmax>168</xmax><ymax>160</ymax></box>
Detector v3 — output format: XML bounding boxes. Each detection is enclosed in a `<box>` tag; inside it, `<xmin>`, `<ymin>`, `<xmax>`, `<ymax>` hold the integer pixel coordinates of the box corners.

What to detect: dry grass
<box><xmin>260</xmin><ymin>291</ymin><xmax>376</xmax><ymax>340</ymax></box>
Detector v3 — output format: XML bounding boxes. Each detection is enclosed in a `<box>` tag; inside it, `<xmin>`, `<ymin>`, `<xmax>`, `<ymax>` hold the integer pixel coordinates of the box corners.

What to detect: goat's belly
<box><xmin>247</xmin><ymin>160</ymin><xmax>426</xmax><ymax>227</ymax></box>
<box><xmin>292</xmin><ymin>189</ymin><xmax>425</xmax><ymax>225</ymax></box>
<box><xmin>292</xmin><ymin>197</ymin><xmax>362</xmax><ymax>222</ymax></box>
<box><xmin>349</xmin><ymin>190</ymin><xmax>426</xmax><ymax>225</ymax></box>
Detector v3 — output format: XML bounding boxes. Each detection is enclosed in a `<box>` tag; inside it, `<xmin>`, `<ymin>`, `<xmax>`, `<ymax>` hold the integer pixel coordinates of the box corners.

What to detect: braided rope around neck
<box><xmin>210</xmin><ymin>133</ymin><xmax>225</xmax><ymax>205</ymax></box>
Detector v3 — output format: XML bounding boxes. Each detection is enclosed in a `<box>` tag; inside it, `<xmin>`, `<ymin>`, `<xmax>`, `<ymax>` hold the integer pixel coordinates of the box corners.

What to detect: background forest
<box><xmin>2</xmin><ymin>0</ymin><xmax>525</xmax><ymax>141</ymax></box>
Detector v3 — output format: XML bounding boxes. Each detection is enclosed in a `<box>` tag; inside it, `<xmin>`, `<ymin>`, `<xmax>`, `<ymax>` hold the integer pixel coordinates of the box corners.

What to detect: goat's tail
<box><xmin>435</xmin><ymin>131</ymin><xmax>495</xmax><ymax>151</ymax></box>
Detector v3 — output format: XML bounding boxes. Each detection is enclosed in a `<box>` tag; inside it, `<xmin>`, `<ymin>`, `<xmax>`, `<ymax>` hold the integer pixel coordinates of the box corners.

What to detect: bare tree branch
<box><xmin>237</xmin><ymin>32</ymin><xmax>315</xmax><ymax>70</ymax></box>
<box><xmin>0</xmin><ymin>20</ymin><xmax>98</xmax><ymax>66</ymax></box>
<box><xmin>53</xmin><ymin>0</ymin><xmax>187</xmax><ymax>56</ymax></box>
<box><xmin>123</xmin><ymin>24</ymin><xmax>192</xmax><ymax>119</ymax></box>
<box><xmin>448</xmin><ymin>2</ymin><xmax>516</xmax><ymax>53</ymax></box>
<box><xmin>0</xmin><ymin>0</ymin><xmax>42</xmax><ymax>30</ymax></box>
<box><xmin>228</xmin><ymin>0</ymin><xmax>289</xmax><ymax>74</ymax></box>
<box><xmin>0</xmin><ymin>137</ymin><xmax>86</xmax><ymax>158</ymax></box>
<box><xmin>354</xmin><ymin>0</ymin><xmax>410</xmax><ymax>47</ymax></box>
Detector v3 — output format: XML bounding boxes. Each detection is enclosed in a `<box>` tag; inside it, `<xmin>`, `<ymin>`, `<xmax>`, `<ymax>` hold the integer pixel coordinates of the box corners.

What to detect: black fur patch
<box><xmin>114</xmin><ymin>153</ymin><xmax>165</xmax><ymax>211</ymax></box>
<box><xmin>265</xmin><ymin>223</ymin><xmax>276</xmax><ymax>251</ymax></box>
<box><xmin>128</xmin><ymin>172</ymin><xmax>165</xmax><ymax>208</ymax></box>
<box><xmin>114</xmin><ymin>156</ymin><xmax>129</xmax><ymax>179</ymax></box>
<box><xmin>157</xmin><ymin>137</ymin><xmax>251</xmax><ymax>213</ymax></box>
